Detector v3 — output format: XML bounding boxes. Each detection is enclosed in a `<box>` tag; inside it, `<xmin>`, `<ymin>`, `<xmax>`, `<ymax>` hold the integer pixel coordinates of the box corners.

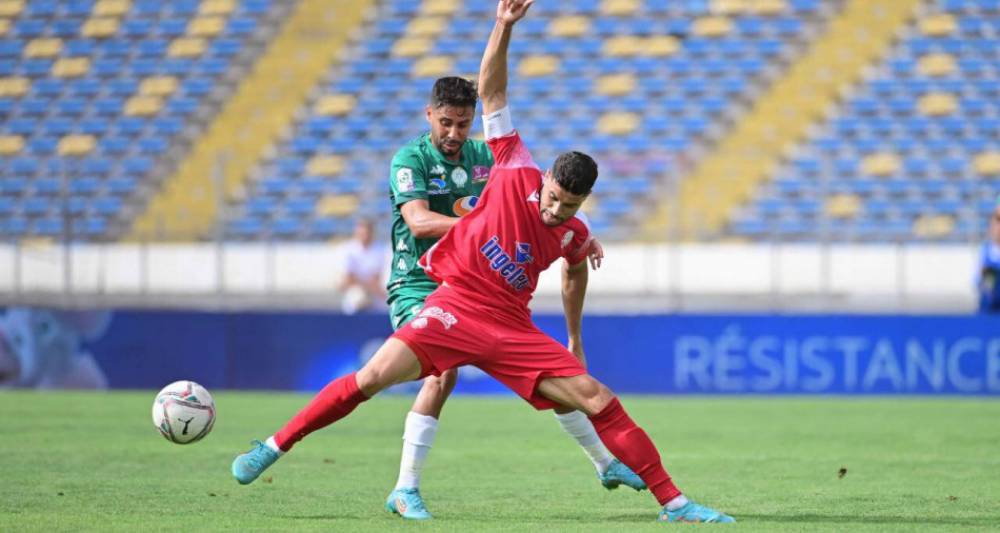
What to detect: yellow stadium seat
<box><xmin>861</xmin><ymin>152</ymin><xmax>901</xmax><ymax>176</ymax></box>
<box><xmin>596</xmin><ymin>73</ymin><xmax>636</xmax><ymax>97</ymax></box>
<box><xmin>188</xmin><ymin>16</ymin><xmax>225</xmax><ymax>37</ymax></box>
<box><xmin>710</xmin><ymin>0</ymin><xmax>743</xmax><ymax>14</ymax></box>
<box><xmin>647</xmin><ymin>35</ymin><xmax>681</xmax><ymax>56</ymax></box>
<box><xmin>0</xmin><ymin>76</ymin><xmax>29</xmax><ymax>97</ymax></box>
<box><xmin>25</xmin><ymin>38</ymin><xmax>62</xmax><ymax>58</ymax></box>
<box><xmin>422</xmin><ymin>0</ymin><xmax>458</xmax><ymax>16</ymax></box>
<box><xmin>912</xmin><ymin>214</ymin><xmax>954</xmax><ymax>239</ymax></box>
<box><xmin>412</xmin><ymin>55</ymin><xmax>453</xmax><ymax>78</ymax></box>
<box><xmin>307</xmin><ymin>155</ymin><xmax>345</xmax><ymax>176</ymax></box>
<box><xmin>549</xmin><ymin>15</ymin><xmax>590</xmax><ymax>38</ymax></box>
<box><xmin>313</xmin><ymin>94</ymin><xmax>356</xmax><ymax>116</ymax></box>
<box><xmin>316</xmin><ymin>194</ymin><xmax>359</xmax><ymax>217</ymax></box>
<box><xmin>601</xmin><ymin>0</ymin><xmax>639</xmax><ymax>16</ymax></box>
<box><xmin>825</xmin><ymin>194</ymin><xmax>861</xmax><ymax>219</ymax></box>
<box><xmin>0</xmin><ymin>0</ymin><xmax>23</xmax><ymax>17</ymax></box>
<box><xmin>407</xmin><ymin>16</ymin><xmax>445</xmax><ymax>37</ymax></box>
<box><xmin>168</xmin><ymin>37</ymin><xmax>206</xmax><ymax>58</ymax></box>
<box><xmin>693</xmin><ymin>16</ymin><xmax>733</xmax><ymax>37</ymax></box>
<box><xmin>0</xmin><ymin>19</ymin><xmax>9</xmax><ymax>36</ymax></box>
<box><xmin>94</xmin><ymin>0</ymin><xmax>130</xmax><ymax>16</ymax></box>
<box><xmin>0</xmin><ymin>134</ymin><xmax>23</xmax><ymax>155</ymax></box>
<box><xmin>392</xmin><ymin>37</ymin><xmax>432</xmax><ymax>57</ymax></box>
<box><xmin>82</xmin><ymin>17</ymin><xmax>119</xmax><ymax>38</ymax></box>
<box><xmin>604</xmin><ymin>36</ymin><xmax>643</xmax><ymax>57</ymax></box>
<box><xmin>920</xmin><ymin>13</ymin><xmax>956</xmax><ymax>36</ymax></box>
<box><xmin>52</xmin><ymin>57</ymin><xmax>91</xmax><ymax>78</ymax></box>
<box><xmin>597</xmin><ymin>111</ymin><xmax>640</xmax><ymax>136</ymax></box>
<box><xmin>140</xmin><ymin>76</ymin><xmax>178</xmax><ymax>97</ymax></box>
<box><xmin>974</xmin><ymin>152</ymin><xmax>1000</xmax><ymax>176</ymax></box>
<box><xmin>518</xmin><ymin>55</ymin><xmax>559</xmax><ymax>77</ymax></box>
<box><xmin>199</xmin><ymin>0</ymin><xmax>234</xmax><ymax>16</ymax></box>
<box><xmin>917</xmin><ymin>53</ymin><xmax>956</xmax><ymax>77</ymax></box>
<box><xmin>125</xmin><ymin>95</ymin><xmax>163</xmax><ymax>116</ymax></box>
<box><xmin>918</xmin><ymin>92</ymin><xmax>957</xmax><ymax>116</ymax></box>
<box><xmin>751</xmin><ymin>0</ymin><xmax>787</xmax><ymax>16</ymax></box>
<box><xmin>58</xmin><ymin>134</ymin><xmax>96</xmax><ymax>156</ymax></box>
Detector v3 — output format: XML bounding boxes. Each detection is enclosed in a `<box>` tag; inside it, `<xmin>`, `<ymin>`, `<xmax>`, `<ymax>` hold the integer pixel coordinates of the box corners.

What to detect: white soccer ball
<box><xmin>152</xmin><ymin>380</ymin><xmax>216</xmax><ymax>444</ymax></box>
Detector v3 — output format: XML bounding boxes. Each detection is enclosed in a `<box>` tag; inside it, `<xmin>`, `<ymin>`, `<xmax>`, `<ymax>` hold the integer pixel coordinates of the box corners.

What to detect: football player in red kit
<box><xmin>232</xmin><ymin>0</ymin><xmax>733</xmax><ymax>523</ymax></box>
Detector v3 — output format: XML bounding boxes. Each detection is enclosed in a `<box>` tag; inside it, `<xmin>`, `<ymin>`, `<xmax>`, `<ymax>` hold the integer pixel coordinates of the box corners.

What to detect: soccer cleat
<box><xmin>599</xmin><ymin>459</ymin><xmax>647</xmax><ymax>491</ymax></box>
<box><xmin>231</xmin><ymin>440</ymin><xmax>280</xmax><ymax>485</ymax></box>
<box><xmin>658</xmin><ymin>501</ymin><xmax>735</xmax><ymax>523</ymax></box>
<box><xmin>385</xmin><ymin>487</ymin><xmax>432</xmax><ymax>520</ymax></box>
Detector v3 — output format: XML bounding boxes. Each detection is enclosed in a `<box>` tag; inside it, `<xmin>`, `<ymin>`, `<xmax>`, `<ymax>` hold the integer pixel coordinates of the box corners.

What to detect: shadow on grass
<box><xmin>738</xmin><ymin>512</ymin><xmax>1000</xmax><ymax>527</ymax></box>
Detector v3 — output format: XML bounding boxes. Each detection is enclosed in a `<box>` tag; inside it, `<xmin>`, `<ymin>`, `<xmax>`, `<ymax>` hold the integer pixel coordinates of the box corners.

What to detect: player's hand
<box><xmin>496</xmin><ymin>0</ymin><xmax>534</xmax><ymax>25</ymax></box>
<box><xmin>587</xmin><ymin>238</ymin><xmax>604</xmax><ymax>270</ymax></box>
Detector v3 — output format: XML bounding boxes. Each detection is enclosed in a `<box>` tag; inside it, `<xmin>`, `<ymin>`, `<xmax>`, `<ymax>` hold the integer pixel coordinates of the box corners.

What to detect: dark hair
<box><xmin>430</xmin><ymin>77</ymin><xmax>478</xmax><ymax>109</ymax></box>
<box><xmin>551</xmin><ymin>151</ymin><xmax>598</xmax><ymax>196</ymax></box>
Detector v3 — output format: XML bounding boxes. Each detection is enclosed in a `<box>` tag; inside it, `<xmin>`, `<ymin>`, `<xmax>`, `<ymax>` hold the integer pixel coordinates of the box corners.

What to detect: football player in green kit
<box><xmin>384</xmin><ymin>77</ymin><xmax>644</xmax><ymax>520</ymax></box>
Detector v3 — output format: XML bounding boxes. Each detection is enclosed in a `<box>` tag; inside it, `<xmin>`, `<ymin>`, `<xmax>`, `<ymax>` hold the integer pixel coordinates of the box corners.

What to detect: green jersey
<box><xmin>387</xmin><ymin>133</ymin><xmax>494</xmax><ymax>299</ymax></box>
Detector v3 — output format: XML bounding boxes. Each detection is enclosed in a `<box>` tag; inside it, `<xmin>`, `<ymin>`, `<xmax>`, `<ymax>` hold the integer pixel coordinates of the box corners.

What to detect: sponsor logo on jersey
<box><xmin>515</xmin><ymin>242</ymin><xmax>533</xmax><ymax>264</ymax></box>
<box><xmin>473</xmin><ymin>165</ymin><xmax>490</xmax><ymax>182</ymax></box>
<box><xmin>479</xmin><ymin>235</ymin><xmax>530</xmax><ymax>291</ymax></box>
<box><xmin>451</xmin><ymin>167</ymin><xmax>468</xmax><ymax>188</ymax></box>
<box><xmin>396</xmin><ymin>168</ymin><xmax>414</xmax><ymax>192</ymax></box>
<box><xmin>428</xmin><ymin>177</ymin><xmax>450</xmax><ymax>195</ymax></box>
<box><xmin>410</xmin><ymin>306</ymin><xmax>457</xmax><ymax>330</ymax></box>
<box><xmin>452</xmin><ymin>195</ymin><xmax>479</xmax><ymax>217</ymax></box>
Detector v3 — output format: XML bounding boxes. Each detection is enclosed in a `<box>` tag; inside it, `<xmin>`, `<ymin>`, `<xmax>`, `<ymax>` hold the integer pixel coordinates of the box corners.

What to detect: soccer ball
<box><xmin>152</xmin><ymin>380</ymin><xmax>216</xmax><ymax>444</ymax></box>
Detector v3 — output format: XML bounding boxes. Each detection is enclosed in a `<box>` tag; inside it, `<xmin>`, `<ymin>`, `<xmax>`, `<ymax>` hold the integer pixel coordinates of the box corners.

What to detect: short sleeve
<box><xmin>562</xmin><ymin>215</ymin><xmax>594</xmax><ymax>265</ymax></box>
<box><xmin>486</xmin><ymin>131</ymin><xmax>537</xmax><ymax>170</ymax></box>
<box><xmin>390</xmin><ymin>151</ymin><xmax>428</xmax><ymax>207</ymax></box>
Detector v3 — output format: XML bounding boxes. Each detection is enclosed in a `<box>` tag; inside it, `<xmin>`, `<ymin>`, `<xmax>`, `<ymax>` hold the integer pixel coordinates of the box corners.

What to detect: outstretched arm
<box><xmin>479</xmin><ymin>0</ymin><xmax>534</xmax><ymax>115</ymax></box>
<box><xmin>562</xmin><ymin>258</ymin><xmax>589</xmax><ymax>365</ymax></box>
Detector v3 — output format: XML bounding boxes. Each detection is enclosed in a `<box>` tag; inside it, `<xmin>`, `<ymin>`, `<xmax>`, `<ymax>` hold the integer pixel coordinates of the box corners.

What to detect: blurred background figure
<box><xmin>339</xmin><ymin>218</ymin><xmax>388</xmax><ymax>314</ymax></box>
<box><xmin>976</xmin><ymin>198</ymin><xmax>1000</xmax><ymax>313</ymax></box>
<box><xmin>0</xmin><ymin>308</ymin><xmax>111</xmax><ymax>389</ymax></box>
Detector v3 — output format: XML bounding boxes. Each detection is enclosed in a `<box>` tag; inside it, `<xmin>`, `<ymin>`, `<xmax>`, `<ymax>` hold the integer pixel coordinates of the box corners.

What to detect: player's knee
<box><xmin>355</xmin><ymin>365</ymin><xmax>395</xmax><ymax>396</ymax></box>
<box><xmin>578</xmin><ymin>379</ymin><xmax>614</xmax><ymax>416</ymax></box>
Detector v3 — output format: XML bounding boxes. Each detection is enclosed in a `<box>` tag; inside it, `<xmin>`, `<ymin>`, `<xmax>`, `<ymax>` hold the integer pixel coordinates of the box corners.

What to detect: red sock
<box><xmin>273</xmin><ymin>372</ymin><xmax>368</xmax><ymax>452</ymax></box>
<box><xmin>588</xmin><ymin>397</ymin><xmax>682</xmax><ymax>506</ymax></box>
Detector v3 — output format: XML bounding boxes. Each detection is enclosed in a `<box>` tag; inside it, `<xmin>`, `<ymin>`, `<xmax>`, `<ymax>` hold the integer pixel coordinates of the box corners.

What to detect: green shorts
<box><xmin>388</xmin><ymin>289</ymin><xmax>432</xmax><ymax>331</ymax></box>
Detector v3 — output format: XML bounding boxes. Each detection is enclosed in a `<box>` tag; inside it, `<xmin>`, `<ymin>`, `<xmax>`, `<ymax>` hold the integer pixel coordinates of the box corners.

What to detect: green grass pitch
<box><xmin>2</xmin><ymin>391</ymin><xmax>999</xmax><ymax>532</ymax></box>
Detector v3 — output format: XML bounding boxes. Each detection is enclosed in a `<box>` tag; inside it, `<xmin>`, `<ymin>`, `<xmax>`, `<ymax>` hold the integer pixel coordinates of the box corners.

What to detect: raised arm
<box><xmin>479</xmin><ymin>0</ymin><xmax>534</xmax><ymax>115</ymax></box>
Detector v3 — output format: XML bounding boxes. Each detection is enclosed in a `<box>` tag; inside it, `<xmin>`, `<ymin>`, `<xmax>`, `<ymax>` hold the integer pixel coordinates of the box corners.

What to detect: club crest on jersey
<box><xmin>410</xmin><ymin>306</ymin><xmax>457</xmax><ymax>330</ymax></box>
<box><xmin>473</xmin><ymin>165</ymin><xmax>490</xmax><ymax>182</ymax></box>
<box><xmin>561</xmin><ymin>231</ymin><xmax>574</xmax><ymax>248</ymax></box>
<box><xmin>480</xmin><ymin>236</ymin><xmax>531</xmax><ymax>291</ymax></box>
<box><xmin>451</xmin><ymin>167</ymin><xmax>468</xmax><ymax>187</ymax></box>
<box><xmin>453</xmin><ymin>195</ymin><xmax>479</xmax><ymax>217</ymax></box>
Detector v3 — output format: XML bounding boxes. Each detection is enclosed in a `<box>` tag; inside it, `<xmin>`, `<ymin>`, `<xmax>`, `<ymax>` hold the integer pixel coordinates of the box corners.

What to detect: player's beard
<box><xmin>540</xmin><ymin>207</ymin><xmax>564</xmax><ymax>226</ymax></box>
<box><xmin>436</xmin><ymin>137</ymin><xmax>462</xmax><ymax>157</ymax></box>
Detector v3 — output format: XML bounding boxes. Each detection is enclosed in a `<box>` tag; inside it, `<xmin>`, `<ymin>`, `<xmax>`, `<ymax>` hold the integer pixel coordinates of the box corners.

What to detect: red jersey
<box><xmin>418</xmin><ymin>131</ymin><xmax>593</xmax><ymax>311</ymax></box>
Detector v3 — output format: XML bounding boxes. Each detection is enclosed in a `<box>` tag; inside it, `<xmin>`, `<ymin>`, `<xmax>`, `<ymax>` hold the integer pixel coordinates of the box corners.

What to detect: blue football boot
<box><xmin>599</xmin><ymin>459</ymin><xmax>647</xmax><ymax>491</ymax></box>
<box><xmin>385</xmin><ymin>487</ymin><xmax>432</xmax><ymax>520</ymax></box>
<box><xmin>658</xmin><ymin>501</ymin><xmax>735</xmax><ymax>523</ymax></box>
<box><xmin>231</xmin><ymin>440</ymin><xmax>280</xmax><ymax>485</ymax></box>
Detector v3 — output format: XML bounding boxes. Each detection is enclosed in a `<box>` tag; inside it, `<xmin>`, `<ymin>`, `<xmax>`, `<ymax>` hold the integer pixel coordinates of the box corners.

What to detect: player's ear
<box><xmin>425</xmin><ymin>105</ymin><xmax>434</xmax><ymax>123</ymax></box>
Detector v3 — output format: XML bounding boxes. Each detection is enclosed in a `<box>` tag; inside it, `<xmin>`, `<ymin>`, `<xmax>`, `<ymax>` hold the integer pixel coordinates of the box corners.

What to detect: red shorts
<box><xmin>391</xmin><ymin>283</ymin><xmax>585</xmax><ymax>410</ymax></box>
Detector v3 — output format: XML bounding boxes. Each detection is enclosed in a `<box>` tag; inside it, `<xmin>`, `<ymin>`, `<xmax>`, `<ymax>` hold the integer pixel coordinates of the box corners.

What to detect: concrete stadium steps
<box><xmin>127</xmin><ymin>0</ymin><xmax>370</xmax><ymax>241</ymax></box>
<box><xmin>643</xmin><ymin>0</ymin><xmax>924</xmax><ymax>241</ymax></box>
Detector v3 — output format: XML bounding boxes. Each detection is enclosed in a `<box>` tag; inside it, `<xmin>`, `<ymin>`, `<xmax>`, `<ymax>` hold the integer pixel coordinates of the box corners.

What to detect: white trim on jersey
<box><xmin>482</xmin><ymin>106</ymin><xmax>514</xmax><ymax>140</ymax></box>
